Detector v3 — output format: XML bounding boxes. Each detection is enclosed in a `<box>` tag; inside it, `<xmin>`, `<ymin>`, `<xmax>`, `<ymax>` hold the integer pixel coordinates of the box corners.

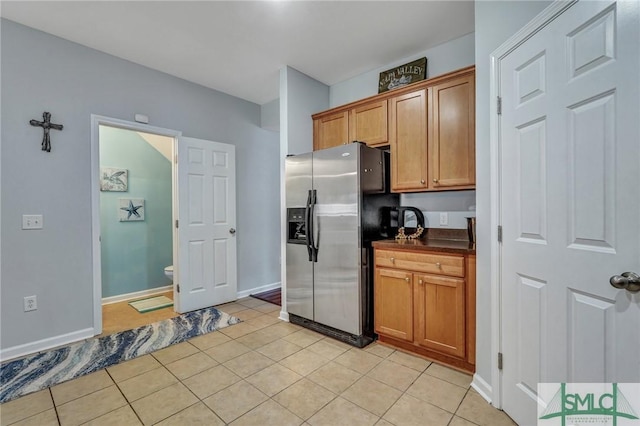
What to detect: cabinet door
<box><xmin>374</xmin><ymin>268</ymin><xmax>413</xmax><ymax>342</ymax></box>
<box><xmin>415</xmin><ymin>273</ymin><xmax>465</xmax><ymax>357</ymax></box>
<box><xmin>389</xmin><ymin>89</ymin><xmax>427</xmax><ymax>191</ymax></box>
<box><xmin>428</xmin><ymin>73</ymin><xmax>475</xmax><ymax>189</ymax></box>
<box><xmin>349</xmin><ymin>100</ymin><xmax>388</xmax><ymax>147</ymax></box>
<box><xmin>313</xmin><ymin>111</ymin><xmax>349</xmax><ymax>151</ymax></box>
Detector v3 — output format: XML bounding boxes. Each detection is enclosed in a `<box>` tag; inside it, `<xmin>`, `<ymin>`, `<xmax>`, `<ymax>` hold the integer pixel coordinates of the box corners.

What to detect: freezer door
<box><xmin>312</xmin><ymin>144</ymin><xmax>362</xmax><ymax>335</ymax></box>
<box><xmin>285</xmin><ymin>153</ymin><xmax>313</xmax><ymax>208</ymax></box>
<box><xmin>285</xmin><ymin>154</ymin><xmax>313</xmax><ymax>320</ymax></box>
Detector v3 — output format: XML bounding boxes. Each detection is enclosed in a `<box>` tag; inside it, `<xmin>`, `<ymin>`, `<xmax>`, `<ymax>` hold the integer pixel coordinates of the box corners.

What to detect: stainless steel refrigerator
<box><xmin>285</xmin><ymin>143</ymin><xmax>398</xmax><ymax>347</ymax></box>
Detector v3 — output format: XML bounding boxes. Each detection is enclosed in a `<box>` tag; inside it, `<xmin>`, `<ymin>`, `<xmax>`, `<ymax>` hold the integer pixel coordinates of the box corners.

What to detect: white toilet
<box><xmin>164</xmin><ymin>265</ymin><xmax>173</xmax><ymax>281</ymax></box>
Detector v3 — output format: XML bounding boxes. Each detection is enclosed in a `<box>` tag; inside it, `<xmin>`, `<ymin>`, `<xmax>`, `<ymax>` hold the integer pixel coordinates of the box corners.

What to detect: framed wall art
<box><xmin>119</xmin><ymin>198</ymin><xmax>144</xmax><ymax>222</ymax></box>
<box><xmin>100</xmin><ymin>168</ymin><xmax>128</xmax><ymax>192</ymax></box>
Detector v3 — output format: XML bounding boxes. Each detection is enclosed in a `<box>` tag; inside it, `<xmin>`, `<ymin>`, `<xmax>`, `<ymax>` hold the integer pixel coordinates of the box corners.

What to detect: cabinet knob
<box><xmin>419</xmin><ymin>279</ymin><xmax>423</xmax><ymax>285</ymax></box>
<box><xmin>436</xmin><ymin>262</ymin><xmax>441</xmax><ymax>268</ymax></box>
<box><xmin>405</xmin><ymin>277</ymin><xmax>410</xmax><ymax>282</ymax></box>
<box><xmin>420</xmin><ymin>179</ymin><xmax>425</xmax><ymax>184</ymax></box>
<box><xmin>433</xmin><ymin>178</ymin><xmax>439</xmax><ymax>183</ymax></box>
<box><xmin>390</xmin><ymin>257</ymin><xmax>395</xmax><ymax>263</ymax></box>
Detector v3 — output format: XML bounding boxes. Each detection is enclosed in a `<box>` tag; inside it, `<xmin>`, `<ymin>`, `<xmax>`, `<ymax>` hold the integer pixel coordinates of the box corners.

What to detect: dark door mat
<box><xmin>250</xmin><ymin>288</ymin><xmax>281</xmax><ymax>306</ymax></box>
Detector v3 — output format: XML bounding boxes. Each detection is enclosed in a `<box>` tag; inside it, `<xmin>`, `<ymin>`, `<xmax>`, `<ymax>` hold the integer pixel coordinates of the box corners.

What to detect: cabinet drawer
<box><xmin>375</xmin><ymin>249</ymin><xmax>464</xmax><ymax>277</ymax></box>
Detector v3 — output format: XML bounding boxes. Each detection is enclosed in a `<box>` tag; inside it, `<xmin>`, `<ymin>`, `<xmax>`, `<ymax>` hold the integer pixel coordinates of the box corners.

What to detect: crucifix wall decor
<box><xmin>29</xmin><ymin>111</ymin><xmax>63</xmax><ymax>152</ymax></box>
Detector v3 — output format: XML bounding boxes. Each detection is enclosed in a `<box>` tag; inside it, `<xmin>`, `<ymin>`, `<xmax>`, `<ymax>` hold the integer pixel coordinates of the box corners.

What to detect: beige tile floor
<box><xmin>0</xmin><ymin>298</ymin><xmax>516</xmax><ymax>426</ymax></box>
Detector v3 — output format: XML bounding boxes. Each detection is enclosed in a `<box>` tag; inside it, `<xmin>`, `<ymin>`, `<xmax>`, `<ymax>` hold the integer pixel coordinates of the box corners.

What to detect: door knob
<box><xmin>609</xmin><ymin>271</ymin><xmax>640</xmax><ymax>293</ymax></box>
<box><xmin>229</xmin><ymin>228</ymin><xmax>236</xmax><ymax>235</ymax></box>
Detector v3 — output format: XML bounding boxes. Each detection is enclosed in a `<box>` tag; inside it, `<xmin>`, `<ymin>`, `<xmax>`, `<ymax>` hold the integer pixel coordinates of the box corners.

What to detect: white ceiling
<box><xmin>1</xmin><ymin>1</ymin><xmax>474</xmax><ymax>105</ymax></box>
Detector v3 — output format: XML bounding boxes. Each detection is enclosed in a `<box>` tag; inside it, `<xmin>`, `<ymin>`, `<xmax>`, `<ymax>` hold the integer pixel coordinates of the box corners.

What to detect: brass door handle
<box><xmin>610</xmin><ymin>272</ymin><xmax>640</xmax><ymax>293</ymax></box>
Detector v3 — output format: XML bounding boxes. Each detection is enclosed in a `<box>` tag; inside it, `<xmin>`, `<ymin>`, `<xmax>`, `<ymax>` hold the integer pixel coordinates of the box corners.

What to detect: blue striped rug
<box><xmin>0</xmin><ymin>306</ymin><xmax>240</xmax><ymax>403</ymax></box>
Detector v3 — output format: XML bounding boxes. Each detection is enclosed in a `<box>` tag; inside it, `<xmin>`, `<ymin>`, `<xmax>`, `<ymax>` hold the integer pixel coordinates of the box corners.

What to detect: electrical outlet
<box><xmin>24</xmin><ymin>295</ymin><xmax>37</xmax><ymax>312</ymax></box>
<box><xmin>22</xmin><ymin>215</ymin><xmax>43</xmax><ymax>230</ymax></box>
<box><xmin>439</xmin><ymin>212</ymin><xmax>449</xmax><ymax>226</ymax></box>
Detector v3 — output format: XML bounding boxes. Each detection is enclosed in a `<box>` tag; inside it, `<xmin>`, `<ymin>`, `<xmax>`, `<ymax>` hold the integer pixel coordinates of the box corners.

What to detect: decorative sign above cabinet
<box><xmin>378</xmin><ymin>57</ymin><xmax>427</xmax><ymax>93</ymax></box>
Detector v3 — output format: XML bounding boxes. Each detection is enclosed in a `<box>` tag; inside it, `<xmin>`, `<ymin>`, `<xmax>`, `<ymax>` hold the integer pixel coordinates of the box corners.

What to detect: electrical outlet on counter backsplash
<box><xmin>403</xmin><ymin>211</ymin><xmax>476</xmax><ymax>229</ymax></box>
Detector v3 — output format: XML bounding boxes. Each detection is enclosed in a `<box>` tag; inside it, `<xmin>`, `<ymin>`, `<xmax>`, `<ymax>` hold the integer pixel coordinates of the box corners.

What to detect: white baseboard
<box><xmin>472</xmin><ymin>373</ymin><xmax>494</xmax><ymax>405</ymax></box>
<box><xmin>236</xmin><ymin>281</ymin><xmax>281</xmax><ymax>299</ymax></box>
<box><xmin>0</xmin><ymin>328</ymin><xmax>94</xmax><ymax>362</ymax></box>
<box><xmin>279</xmin><ymin>310</ymin><xmax>290</xmax><ymax>322</ymax></box>
<box><xmin>102</xmin><ymin>285</ymin><xmax>173</xmax><ymax>305</ymax></box>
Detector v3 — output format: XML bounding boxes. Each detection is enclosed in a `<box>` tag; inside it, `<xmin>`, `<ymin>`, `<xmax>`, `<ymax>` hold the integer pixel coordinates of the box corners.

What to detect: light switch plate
<box><xmin>22</xmin><ymin>215</ymin><xmax>43</xmax><ymax>230</ymax></box>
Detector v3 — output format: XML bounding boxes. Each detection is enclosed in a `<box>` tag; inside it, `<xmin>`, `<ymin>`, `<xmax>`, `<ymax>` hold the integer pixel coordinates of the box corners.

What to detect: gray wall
<box><xmin>281</xmin><ymin>66</ymin><xmax>329</xmax><ymax>156</ymax></box>
<box><xmin>474</xmin><ymin>0</ymin><xmax>551</xmax><ymax>398</ymax></box>
<box><xmin>260</xmin><ymin>98</ymin><xmax>280</xmax><ymax>132</ymax></box>
<box><xmin>1</xmin><ymin>19</ymin><xmax>280</xmax><ymax>351</ymax></box>
<box><xmin>330</xmin><ymin>32</ymin><xmax>475</xmax><ymax>107</ymax></box>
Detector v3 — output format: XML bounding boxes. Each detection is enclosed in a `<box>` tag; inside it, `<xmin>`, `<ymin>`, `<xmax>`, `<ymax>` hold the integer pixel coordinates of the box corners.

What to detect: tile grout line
<box><xmin>103</xmin><ymin>367</ymin><xmax>145</xmax><ymax>426</ymax></box>
<box><xmin>49</xmin><ymin>388</ymin><xmax>62</xmax><ymax>426</ymax></box>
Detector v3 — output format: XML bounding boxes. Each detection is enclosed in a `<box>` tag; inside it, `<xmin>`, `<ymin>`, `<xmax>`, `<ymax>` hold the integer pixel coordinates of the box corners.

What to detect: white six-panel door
<box><xmin>498</xmin><ymin>1</ymin><xmax>640</xmax><ymax>424</ymax></box>
<box><xmin>175</xmin><ymin>137</ymin><xmax>237</xmax><ymax>313</ymax></box>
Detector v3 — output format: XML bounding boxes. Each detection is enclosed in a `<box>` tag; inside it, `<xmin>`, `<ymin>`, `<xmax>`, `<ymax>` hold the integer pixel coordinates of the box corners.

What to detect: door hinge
<box><xmin>498</xmin><ymin>352</ymin><xmax>503</xmax><ymax>370</ymax></box>
<box><xmin>174</xmin><ymin>154</ymin><xmax>178</xmax><ymax>164</ymax></box>
<box><xmin>497</xmin><ymin>96</ymin><xmax>502</xmax><ymax>115</ymax></box>
<box><xmin>498</xmin><ymin>225</ymin><xmax>503</xmax><ymax>243</ymax></box>
<box><xmin>177</xmin><ymin>284</ymin><xmax>180</xmax><ymax>293</ymax></box>
<box><xmin>175</xmin><ymin>219</ymin><xmax>179</xmax><ymax>228</ymax></box>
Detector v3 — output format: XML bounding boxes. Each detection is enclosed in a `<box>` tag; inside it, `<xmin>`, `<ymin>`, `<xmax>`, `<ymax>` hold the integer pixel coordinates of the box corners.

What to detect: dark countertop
<box><xmin>372</xmin><ymin>238</ymin><xmax>475</xmax><ymax>255</ymax></box>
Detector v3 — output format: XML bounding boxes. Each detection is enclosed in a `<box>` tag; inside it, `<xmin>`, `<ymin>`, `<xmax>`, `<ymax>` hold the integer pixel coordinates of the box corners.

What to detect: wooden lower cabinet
<box><xmin>374</xmin><ymin>268</ymin><xmax>413</xmax><ymax>342</ymax></box>
<box><xmin>414</xmin><ymin>274</ymin><xmax>465</xmax><ymax>358</ymax></box>
<box><xmin>374</xmin><ymin>248</ymin><xmax>475</xmax><ymax>373</ymax></box>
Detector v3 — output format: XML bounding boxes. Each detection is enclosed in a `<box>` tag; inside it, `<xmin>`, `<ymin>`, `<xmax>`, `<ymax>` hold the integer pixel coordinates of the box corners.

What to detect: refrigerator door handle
<box><xmin>305</xmin><ymin>190</ymin><xmax>313</xmax><ymax>262</ymax></box>
<box><xmin>310</xmin><ymin>189</ymin><xmax>319</xmax><ymax>262</ymax></box>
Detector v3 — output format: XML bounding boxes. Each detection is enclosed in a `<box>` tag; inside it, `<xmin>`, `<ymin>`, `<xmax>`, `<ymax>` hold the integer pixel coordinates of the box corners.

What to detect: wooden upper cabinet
<box><xmin>312</xmin><ymin>66</ymin><xmax>476</xmax><ymax>191</ymax></box>
<box><xmin>390</xmin><ymin>89</ymin><xmax>428</xmax><ymax>191</ymax></box>
<box><xmin>428</xmin><ymin>73</ymin><xmax>475</xmax><ymax>189</ymax></box>
<box><xmin>313</xmin><ymin>101</ymin><xmax>388</xmax><ymax>151</ymax></box>
<box><xmin>349</xmin><ymin>100</ymin><xmax>388</xmax><ymax>147</ymax></box>
<box><xmin>313</xmin><ymin>110</ymin><xmax>349</xmax><ymax>151</ymax></box>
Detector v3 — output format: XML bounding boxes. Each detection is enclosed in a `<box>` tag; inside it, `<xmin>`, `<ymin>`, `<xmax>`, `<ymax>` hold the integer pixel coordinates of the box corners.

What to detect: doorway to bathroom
<box><xmin>90</xmin><ymin>115</ymin><xmax>239</xmax><ymax>336</ymax></box>
<box><xmin>97</xmin><ymin>123</ymin><xmax>179</xmax><ymax>335</ymax></box>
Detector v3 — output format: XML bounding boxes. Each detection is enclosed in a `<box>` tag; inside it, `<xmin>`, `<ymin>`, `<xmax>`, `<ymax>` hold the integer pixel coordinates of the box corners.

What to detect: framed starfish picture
<box><xmin>119</xmin><ymin>198</ymin><xmax>144</xmax><ymax>222</ymax></box>
<box><xmin>101</xmin><ymin>167</ymin><xmax>128</xmax><ymax>192</ymax></box>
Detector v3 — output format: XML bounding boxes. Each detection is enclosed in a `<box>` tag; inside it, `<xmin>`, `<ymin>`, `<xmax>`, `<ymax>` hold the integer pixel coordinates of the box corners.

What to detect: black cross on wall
<box><xmin>30</xmin><ymin>111</ymin><xmax>63</xmax><ymax>152</ymax></box>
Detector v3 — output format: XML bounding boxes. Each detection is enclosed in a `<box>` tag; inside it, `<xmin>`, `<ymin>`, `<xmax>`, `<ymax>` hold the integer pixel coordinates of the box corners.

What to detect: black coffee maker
<box><xmin>380</xmin><ymin>206</ymin><xmax>425</xmax><ymax>238</ymax></box>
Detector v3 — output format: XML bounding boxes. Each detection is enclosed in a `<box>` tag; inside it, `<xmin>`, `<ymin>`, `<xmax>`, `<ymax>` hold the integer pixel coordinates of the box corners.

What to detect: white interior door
<box><xmin>175</xmin><ymin>137</ymin><xmax>237</xmax><ymax>313</ymax></box>
<box><xmin>499</xmin><ymin>1</ymin><xmax>640</xmax><ymax>424</ymax></box>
